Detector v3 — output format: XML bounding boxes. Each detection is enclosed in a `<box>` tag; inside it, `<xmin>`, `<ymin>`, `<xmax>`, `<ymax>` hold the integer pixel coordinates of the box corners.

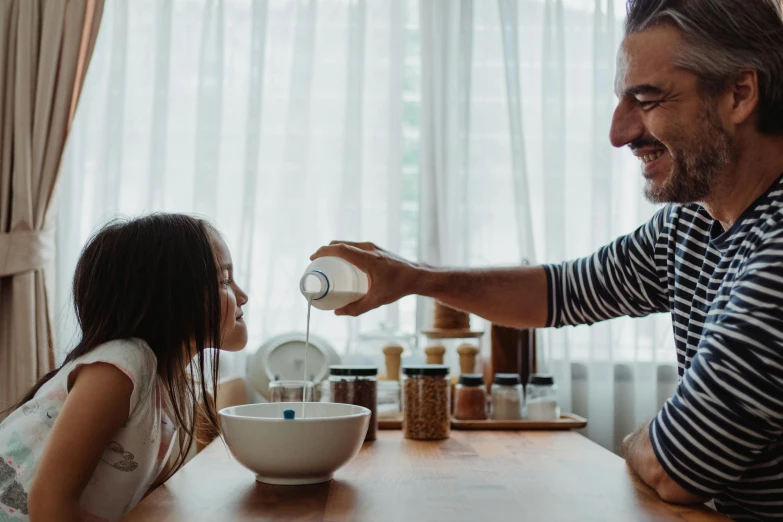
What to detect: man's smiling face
<box><xmin>610</xmin><ymin>24</ymin><xmax>736</xmax><ymax>204</ymax></box>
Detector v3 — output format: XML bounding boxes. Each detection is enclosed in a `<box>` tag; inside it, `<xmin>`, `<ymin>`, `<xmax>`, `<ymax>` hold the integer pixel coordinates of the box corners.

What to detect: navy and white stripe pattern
<box><xmin>544</xmin><ymin>176</ymin><xmax>783</xmax><ymax>521</ymax></box>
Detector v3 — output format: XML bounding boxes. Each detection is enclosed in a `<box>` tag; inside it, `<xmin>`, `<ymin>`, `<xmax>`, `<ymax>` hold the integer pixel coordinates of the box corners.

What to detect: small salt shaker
<box><xmin>491</xmin><ymin>373</ymin><xmax>523</xmax><ymax>420</ymax></box>
<box><xmin>525</xmin><ymin>374</ymin><xmax>560</xmax><ymax>421</ymax></box>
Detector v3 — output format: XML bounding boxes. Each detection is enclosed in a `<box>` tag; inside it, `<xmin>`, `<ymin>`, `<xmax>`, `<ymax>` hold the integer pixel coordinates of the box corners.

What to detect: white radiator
<box><xmin>568</xmin><ymin>361</ymin><xmax>679</xmax><ymax>454</ymax></box>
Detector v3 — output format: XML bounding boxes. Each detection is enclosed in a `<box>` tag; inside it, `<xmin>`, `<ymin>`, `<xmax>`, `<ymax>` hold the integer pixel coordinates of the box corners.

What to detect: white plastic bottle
<box><xmin>300</xmin><ymin>256</ymin><xmax>369</xmax><ymax>310</ymax></box>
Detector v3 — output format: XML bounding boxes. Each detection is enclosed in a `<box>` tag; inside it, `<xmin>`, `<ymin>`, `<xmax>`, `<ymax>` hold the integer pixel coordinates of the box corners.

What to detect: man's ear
<box><xmin>727</xmin><ymin>68</ymin><xmax>760</xmax><ymax>127</ymax></box>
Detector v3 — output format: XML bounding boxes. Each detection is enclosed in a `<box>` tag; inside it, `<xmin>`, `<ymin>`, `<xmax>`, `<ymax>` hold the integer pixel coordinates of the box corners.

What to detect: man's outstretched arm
<box><xmin>311</xmin><ymin>207</ymin><xmax>671</xmax><ymax>327</ymax></box>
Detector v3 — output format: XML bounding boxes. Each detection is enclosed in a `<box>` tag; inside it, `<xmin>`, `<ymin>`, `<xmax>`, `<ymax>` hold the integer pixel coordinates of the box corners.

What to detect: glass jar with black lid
<box><xmin>454</xmin><ymin>374</ymin><xmax>488</xmax><ymax>420</ymax></box>
<box><xmin>526</xmin><ymin>374</ymin><xmax>559</xmax><ymax>421</ymax></box>
<box><xmin>402</xmin><ymin>365</ymin><xmax>450</xmax><ymax>440</ymax></box>
<box><xmin>329</xmin><ymin>365</ymin><xmax>378</xmax><ymax>441</ymax></box>
<box><xmin>491</xmin><ymin>373</ymin><xmax>523</xmax><ymax>420</ymax></box>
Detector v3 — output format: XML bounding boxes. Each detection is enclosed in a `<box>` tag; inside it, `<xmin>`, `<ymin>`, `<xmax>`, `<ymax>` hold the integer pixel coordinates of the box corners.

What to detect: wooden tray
<box><xmin>379</xmin><ymin>414</ymin><xmax>402</xmax><ymax>430</ymax></box>
<box><xmin>451</xmin><ymin>413</ymin><xmax>587</xmax><ymax>430</ymax></box>
<box><xmin>380</xmin><ymin>413</ymin><xmax>586</xmax><ymax>430</ymax></box>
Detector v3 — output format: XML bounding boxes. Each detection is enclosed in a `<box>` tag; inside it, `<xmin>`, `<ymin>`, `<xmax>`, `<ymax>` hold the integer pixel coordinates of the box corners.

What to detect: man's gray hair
<box><xmin>625</xmin><ymin>0</ymin><xmax>783</xmax><ymax>134</ymax></box>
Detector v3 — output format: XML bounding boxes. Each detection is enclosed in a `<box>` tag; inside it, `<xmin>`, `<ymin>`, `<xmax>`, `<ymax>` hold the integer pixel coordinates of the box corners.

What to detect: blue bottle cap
<box><xmin>283</xmin><ymin>409</ymin><xmax>296</xmax><ymax>420</ymax></box>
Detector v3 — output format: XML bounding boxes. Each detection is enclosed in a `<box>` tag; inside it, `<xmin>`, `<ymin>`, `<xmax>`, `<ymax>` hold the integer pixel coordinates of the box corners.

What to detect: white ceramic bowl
<box><xmin>219</xmin><ymin>402</ymin><xmax>371</xmax><ymax>485</ymax></box>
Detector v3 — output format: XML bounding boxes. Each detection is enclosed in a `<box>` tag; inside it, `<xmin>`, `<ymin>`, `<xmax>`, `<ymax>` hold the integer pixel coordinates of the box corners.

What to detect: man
<box><xmin>313</xmin><ymin>0</ymin><xmax>783</xmax><ymax>519</ymax></box>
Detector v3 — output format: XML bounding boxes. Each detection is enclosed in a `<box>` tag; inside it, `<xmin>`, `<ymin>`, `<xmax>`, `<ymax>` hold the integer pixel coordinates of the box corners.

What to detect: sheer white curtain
<box><xmin>57</xmin><ymin>0</ymin><xmax>678</xmax><ymax>452</ymax></box>
<box><xmin>56</xmin><ymin>0</ymin><xmax>416</xmax><ymax>375</ymax></box>
<box><xmin>418</xmin><ymin>0</ymin><xmax>677</xmax><ymax>452</ymax></box>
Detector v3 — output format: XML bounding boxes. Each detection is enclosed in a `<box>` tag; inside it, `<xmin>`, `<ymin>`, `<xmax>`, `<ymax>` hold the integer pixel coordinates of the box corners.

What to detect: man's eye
<box><xmin>638</xmin><ymin>100</ymin><xmax>660</xmax><ymax>110</ymax></box>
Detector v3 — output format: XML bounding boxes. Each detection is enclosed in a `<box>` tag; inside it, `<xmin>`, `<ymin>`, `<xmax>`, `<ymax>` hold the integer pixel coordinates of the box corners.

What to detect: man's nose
<box><xmin>609</xmin><ymin>99</ymin><xmax>644</xmax><ymax>149</ymax></box>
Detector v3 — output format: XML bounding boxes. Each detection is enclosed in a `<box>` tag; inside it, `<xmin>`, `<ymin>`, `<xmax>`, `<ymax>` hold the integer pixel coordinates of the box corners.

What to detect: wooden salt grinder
<box><xmin>457</xmin><ymin>344</ymin><xmax>479</xmax><ymax>374</ymax></box>
<box><xmin>382</xmin><ymin>344</ymin><xmax>404</xmax><ymax>381</ymax></box>
<box><xmin>424</xmin><ymin>344</ymin><xmax>446</xmax><ymax>365</ymax></box>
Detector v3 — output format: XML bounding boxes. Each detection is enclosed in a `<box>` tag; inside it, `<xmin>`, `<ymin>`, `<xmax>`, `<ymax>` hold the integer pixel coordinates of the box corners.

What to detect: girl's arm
<box><xmin>27</xmin><ymin>362</ymin><xmax>133</xmax><ymax>522</ymax></box>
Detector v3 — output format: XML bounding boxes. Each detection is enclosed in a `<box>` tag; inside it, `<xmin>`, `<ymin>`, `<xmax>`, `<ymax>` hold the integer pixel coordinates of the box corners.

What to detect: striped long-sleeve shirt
<box><xmin>543</xmin><ymin>175</ymin><xmax>783</xmax><ymax>521</ymax></box>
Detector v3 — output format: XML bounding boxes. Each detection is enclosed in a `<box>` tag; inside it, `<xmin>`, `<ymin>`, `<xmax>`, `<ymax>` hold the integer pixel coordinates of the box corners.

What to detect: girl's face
<box><xmin>211</xmin><ymin>233</ymin><xmax>249</xmax><ymax>352</ymax></box>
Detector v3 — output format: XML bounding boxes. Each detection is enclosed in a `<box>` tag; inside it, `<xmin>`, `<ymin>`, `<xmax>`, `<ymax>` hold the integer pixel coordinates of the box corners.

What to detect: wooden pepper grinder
<box><xmin>457</xmin><ymin>344</ymin><xmax>479</xmax><ymax>374</ymax></box>
<box><xmin>424</xmin><ymin>344</ymin><xmax>446</xmax><ymax>365</ymax></box>
<box><xmin>382</xmin><ymin>343</ymin><xmax>404</xmax><ymax>381</ymax></box>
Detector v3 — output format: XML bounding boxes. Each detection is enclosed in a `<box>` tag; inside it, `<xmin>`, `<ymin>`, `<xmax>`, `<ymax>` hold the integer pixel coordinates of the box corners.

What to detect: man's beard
<box><xmin>642</xmin><ymin>103</ymin><xmax>736</xmax><ymax>204</ymax></box>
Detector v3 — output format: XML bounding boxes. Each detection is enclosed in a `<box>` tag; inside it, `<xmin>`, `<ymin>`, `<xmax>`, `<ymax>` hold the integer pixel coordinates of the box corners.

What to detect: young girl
<box><xmin>0</xmin><ymin>214</ymin><xmax>249</xmax><ymax>522</ymax></box>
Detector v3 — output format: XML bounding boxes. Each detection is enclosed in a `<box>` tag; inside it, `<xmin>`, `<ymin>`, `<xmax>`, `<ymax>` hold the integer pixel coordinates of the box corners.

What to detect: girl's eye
<box><xmin>222</xmin><ymin>279</ymin><xmax>233</xmax><ymax>286</ymax></box>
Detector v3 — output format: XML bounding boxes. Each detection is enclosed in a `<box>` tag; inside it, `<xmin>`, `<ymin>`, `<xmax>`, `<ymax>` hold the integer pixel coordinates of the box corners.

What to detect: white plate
<box><xmin>247</xmin><ymin>332</ymin><xmax>340</xmax><ymax>401</ymax></box>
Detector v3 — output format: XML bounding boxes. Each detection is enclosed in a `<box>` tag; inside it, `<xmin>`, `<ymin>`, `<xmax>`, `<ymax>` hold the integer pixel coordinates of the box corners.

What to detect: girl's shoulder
<box><xmin>73</xmin><ymin>338</ymin><xmax>157</xmax><ymax>368</ymax></box>
<box><xmin>64</xmin><ymin>339</ymin><xmax>157</xmax><ymax>382</ymax></box>
<box><xmin>60</xmin><ymin>338</ymin><xmax>159</xmax><ymax>416</ymax></box>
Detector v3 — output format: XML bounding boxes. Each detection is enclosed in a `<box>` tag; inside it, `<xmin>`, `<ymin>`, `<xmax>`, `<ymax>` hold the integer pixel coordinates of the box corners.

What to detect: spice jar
<box><xmin>454</xmin><ymin>374</ymin><xmax>487</xmax><ymax>420</ymax></box>
<box><xmin>526</xmin><ymin>374</ymin><xmax>559</xmax><ymax>421</ymax></box>
<box><xmin>329</xmin><ymin>366</ymin><xmax>378</xmax><ymax>441</ymax></box>
<box><xmin>402</xmin><ymin>365</ymin><xmax>450</xmax><ymax>440</ymax></box>
<box><xmin>491</xmin><ymin>373</ymin><xmax>523</xmax><ymax>420</ymax></box>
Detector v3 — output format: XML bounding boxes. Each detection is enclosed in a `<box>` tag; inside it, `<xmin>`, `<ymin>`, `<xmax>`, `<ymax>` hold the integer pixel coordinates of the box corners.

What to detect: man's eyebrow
<box><xmin>617</xmin><ymin>83</ymin><xmax>665</xmax><ymax>98</ymax></box>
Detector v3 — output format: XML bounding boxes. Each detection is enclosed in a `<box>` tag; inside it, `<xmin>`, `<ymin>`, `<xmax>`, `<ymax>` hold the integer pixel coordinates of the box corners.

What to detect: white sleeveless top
<box><xmin>0</xmin><ymin>338</ymin><xmax>176</xmax><ymax>522</ymax></box>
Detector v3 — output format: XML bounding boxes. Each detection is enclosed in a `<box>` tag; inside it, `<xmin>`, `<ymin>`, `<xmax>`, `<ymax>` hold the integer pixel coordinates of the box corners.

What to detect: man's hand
<box><xmin>310</xmin><ymin>241</ymin><xmax>422</xmax><ymax>316</ymax></box>
<box><xmin>311</xmin><ymin>240</ymin><xmax>550</xmax><ymax>327</ymax></box>
<box><xmin>621</xmin><ymin>422</ymin><xmax>709</xmax><ymax>505</ymax></box>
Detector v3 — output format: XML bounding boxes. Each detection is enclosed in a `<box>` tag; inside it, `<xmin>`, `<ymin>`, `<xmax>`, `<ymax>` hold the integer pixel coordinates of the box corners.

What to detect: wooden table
<box><xmin>124</xmin><ymin>430</ymin><xmax>728</xmax><ymax>522</ymax></box>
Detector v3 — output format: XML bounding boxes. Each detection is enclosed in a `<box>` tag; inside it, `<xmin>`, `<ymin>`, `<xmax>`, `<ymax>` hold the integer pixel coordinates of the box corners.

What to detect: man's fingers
<box><xmin>328</xmin><ymin>240</ymin><xmax>378</xmax><ymax>252</ymax></box>
<box><xmin>312</xmin><ymin>244</ymin><xmax>347</xmax><ymax>260</ymax></box>
<box><xmin>335</xmin><ymin>296</ymin><xmax>376</xmax><ymax>317</ymax></box>
<box><xmin>310</xmin><ymin>240</ymin><xmax>389</xmax><ymax>318</ymax></box>
<box><xmin>310</xmin><ymin>244</ymin><xmax>367</xmax><ymax>266</ymax></box>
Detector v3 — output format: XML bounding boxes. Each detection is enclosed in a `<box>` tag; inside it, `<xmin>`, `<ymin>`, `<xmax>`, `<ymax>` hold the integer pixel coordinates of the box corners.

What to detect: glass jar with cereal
<box><xmin>402</xmin><ymin>365</ymin><xmax>450</xmax><ymax>440</ymax></box>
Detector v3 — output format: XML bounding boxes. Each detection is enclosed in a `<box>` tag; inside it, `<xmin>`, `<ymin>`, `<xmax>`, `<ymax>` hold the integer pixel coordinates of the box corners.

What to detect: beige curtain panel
<box><xmin>0</xmin><ymin>0</ymin><xmax>104</xmax><ymax>413</ymax></box>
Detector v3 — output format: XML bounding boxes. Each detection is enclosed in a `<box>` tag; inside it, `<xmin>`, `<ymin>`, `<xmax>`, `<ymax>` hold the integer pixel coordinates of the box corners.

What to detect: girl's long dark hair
<box><xmin>8</xmin><ymin>213</ymin><xmax>224</xmax><ymax>484</ymax></box>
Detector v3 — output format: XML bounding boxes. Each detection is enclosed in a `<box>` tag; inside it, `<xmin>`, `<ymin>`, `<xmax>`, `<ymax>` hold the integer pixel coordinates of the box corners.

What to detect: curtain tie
<box><xmin>0</xmin><ymin>228</ymin><xmax>55</xmax><ymax>277</ymax></box>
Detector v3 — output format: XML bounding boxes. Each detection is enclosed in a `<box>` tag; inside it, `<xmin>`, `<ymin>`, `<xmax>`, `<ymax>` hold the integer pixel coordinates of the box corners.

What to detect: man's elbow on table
<box><xmin>621</xmin><ymin>425</ymin><xmax>709</xmax><ymax>506</ymax></box>
<box><xmin>653</xmin><ymin>473</ymin><xmax>709</xmax><ymax>505</ymax></box>
<box><xmin>628</xmin><ymin>451</ymin><xmax>708</xmax><ymax>505</ymax></box>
